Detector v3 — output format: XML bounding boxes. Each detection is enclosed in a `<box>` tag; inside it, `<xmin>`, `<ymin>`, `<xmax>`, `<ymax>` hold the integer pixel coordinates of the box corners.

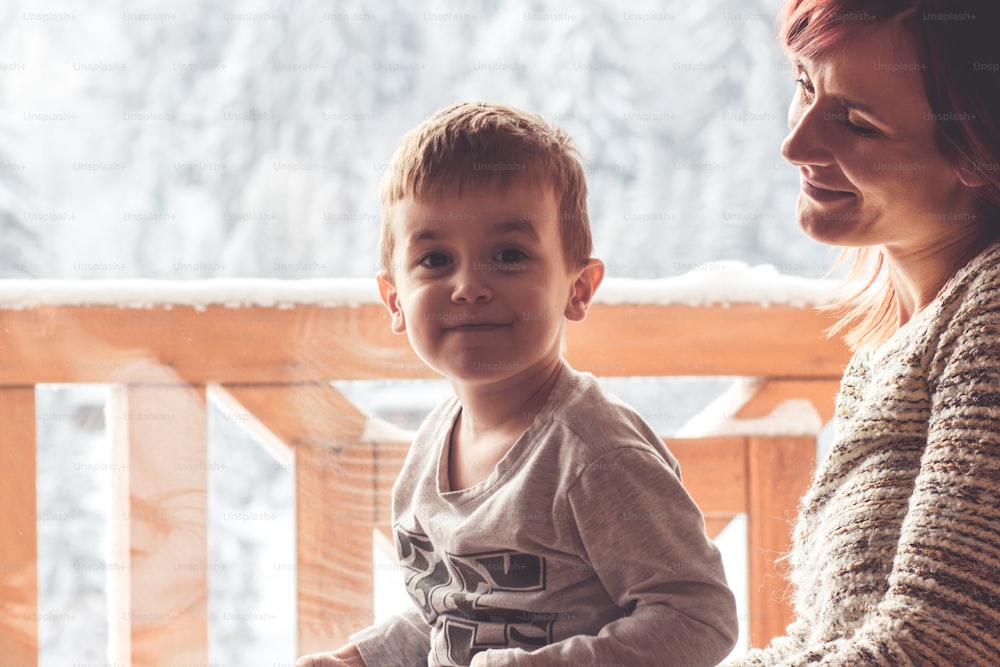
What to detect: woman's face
<box><xmin>781</xmin><ymin>20</ymin><xmax>983</xmax><ymax>258</ymax></box>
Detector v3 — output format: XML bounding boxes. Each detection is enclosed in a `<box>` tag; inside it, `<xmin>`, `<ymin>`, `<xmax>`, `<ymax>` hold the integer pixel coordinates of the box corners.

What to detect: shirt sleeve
<box><xmin>350</xmin><ymin>605</ymin><xmax>432</xmax><ymax>667</ymax></box>
<box><xmin>729</xmin><ymin>293</ymin><xmax>1000</xmax><ymax>666</ymax></box>
<box><xmin>477</xmin><ymin>446</ymin><xmax>739</xmax><ymax>667</ymax></box>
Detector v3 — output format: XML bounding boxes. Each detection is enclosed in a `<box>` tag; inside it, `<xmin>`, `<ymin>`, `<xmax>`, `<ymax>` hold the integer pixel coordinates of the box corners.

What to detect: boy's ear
<box><xmin>565</xmin><ymin>259</ymin><xmax>604</xmax><ymax>322</ymax></box>
<box><xmin>376</xmin><ymin>272</ymin><xmax>407</xmax><ymax>334</ymax></box>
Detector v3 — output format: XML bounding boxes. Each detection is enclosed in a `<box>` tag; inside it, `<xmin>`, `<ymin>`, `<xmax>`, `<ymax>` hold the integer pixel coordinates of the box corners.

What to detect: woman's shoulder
<box><xmin>858</xmin><ymin>243</ymin><xmax>1000</xmax><ymax>379</ymax></box>
<box><xmin>936</xmin><ymin>242</ymin><xmax>1000</xmax><ymax>325</ymax></box>
<box><xmin>965</xmin><ymin>240</ymin><xmax>1000</xmax><ymax>278</ymax></box>
<box><xmin>922</xmin><ymin>242</ymin><xmax>1000</xmax><ymax>378</ymax></box>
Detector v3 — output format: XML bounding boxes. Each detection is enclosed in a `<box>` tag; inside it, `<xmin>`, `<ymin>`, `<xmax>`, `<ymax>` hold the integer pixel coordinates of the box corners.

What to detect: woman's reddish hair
<box><xmin>780</xmin><ymin>0</ymin><xmax>1000</xmax><ymax>348</ymax></box>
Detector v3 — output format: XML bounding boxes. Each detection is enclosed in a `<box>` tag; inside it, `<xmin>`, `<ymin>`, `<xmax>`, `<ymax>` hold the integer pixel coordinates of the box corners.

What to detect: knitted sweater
<box><xmin>728</xmin><ymin>244</ymin><xmax>1000</xmax><ymax>666</ymax></box>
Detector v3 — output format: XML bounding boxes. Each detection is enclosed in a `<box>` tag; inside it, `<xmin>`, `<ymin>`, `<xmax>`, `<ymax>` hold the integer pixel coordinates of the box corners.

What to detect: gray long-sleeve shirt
<box><xmin>352</xmin><ymin>362</ymin><xmax>737</xmax><ymax>666</ymax></box>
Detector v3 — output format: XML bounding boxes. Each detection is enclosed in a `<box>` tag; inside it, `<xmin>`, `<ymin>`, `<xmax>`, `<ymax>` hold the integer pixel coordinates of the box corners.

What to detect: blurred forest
<box><xmin>1</xmin><ymin>0</ymin><xmax>833</xmax><ymax>282</ymax></box>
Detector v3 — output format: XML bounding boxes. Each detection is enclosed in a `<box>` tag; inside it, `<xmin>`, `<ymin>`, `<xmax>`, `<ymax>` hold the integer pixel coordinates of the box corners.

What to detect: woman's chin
<box><xmin>795</xmin><ymin>200</ymin><xmax>862</xmax><ymax>247</ymax></box>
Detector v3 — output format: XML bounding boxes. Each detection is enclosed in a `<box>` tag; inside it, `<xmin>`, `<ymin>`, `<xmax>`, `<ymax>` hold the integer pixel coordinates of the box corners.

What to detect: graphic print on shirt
<box><xmin>396</xmin><ymin>526</ymin><xmax>554</xmax><ymax>666</ymax></box>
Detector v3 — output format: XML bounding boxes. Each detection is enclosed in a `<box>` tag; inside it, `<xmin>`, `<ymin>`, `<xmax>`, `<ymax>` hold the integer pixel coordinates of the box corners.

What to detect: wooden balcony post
<box><xmin>107</xmin><ymin>374</ymin><xmax>209</xmax><ymax>667</ymax></box>
<box><xmin>746</xmin><ymin>435</ymin><xmax>816</xmax><ymax>648</ymax></box>
<box><xmin>663</xmin><ymin>436</ymin><xmax>748</xmax><ymax>539</ymax></box>
<box><xmin>372</xmin><ymin>437</ymin><xmax>410</xmax><ymax>546</ymax></box>
<box><xmin>221</xmin><ymin>383</ymin><xmax>376</xmax><ymax>656</ymax></box>
<box><xmin>672</xmin><ymin>377</ymin><xmax>836</xmax><ymax>649</ymax></box>
<box><xmin>0</xmin><ymin>386</ymin><xmax>38</xmax><ymax>666</ymax></box>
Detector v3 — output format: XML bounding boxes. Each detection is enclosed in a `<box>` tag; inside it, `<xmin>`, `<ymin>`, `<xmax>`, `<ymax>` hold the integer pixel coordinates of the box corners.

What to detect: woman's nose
<box><xmin>781</xmin><ymin>98</ymin><xmax>834</xmax><ymax>169</ymax></box>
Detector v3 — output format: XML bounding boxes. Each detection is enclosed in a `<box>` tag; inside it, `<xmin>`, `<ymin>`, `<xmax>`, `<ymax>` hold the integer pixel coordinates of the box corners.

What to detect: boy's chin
<box><xmin>445</xmin><ymin>359</ymin><xmax>529</xmax><ymax>384</ymax></box>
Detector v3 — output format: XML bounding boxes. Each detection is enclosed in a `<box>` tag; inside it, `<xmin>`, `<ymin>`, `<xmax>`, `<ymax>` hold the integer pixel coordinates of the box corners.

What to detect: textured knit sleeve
<box><xmin>733</xmin><ymin>280</ymin><xmax>1000</xmax><ymax>666</ymax></box>
<box><xmin>477</xmin><ymin>446</ymin><xmax>739</xmax><ymax>667</ymax></box>
<box><xmin>350</xmin><ymin>605</ymin><xmax>432</xmax><ymax>667</ymax></box>
<box><xmin>723</xmin><ymin>622</ymin><xmax>808</xmax><ymax>666</ymax></box>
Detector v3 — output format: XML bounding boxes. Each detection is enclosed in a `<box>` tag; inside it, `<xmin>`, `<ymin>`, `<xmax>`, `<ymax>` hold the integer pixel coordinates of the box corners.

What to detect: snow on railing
<box><xmin>0</xmin><ymin>268</ymin><xmax>851</xmax><ymax>666</ymax></box>
<box><xmin>0</xmin><ymin>262</ymin><xmax>838</xmax><ymax>309</ymax></box>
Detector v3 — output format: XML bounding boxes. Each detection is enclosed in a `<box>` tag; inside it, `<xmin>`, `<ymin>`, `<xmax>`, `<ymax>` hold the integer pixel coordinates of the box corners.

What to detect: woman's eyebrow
<box><xmin>834</xmin><ymin>95</ymin><xmax>889</xmax><ymax>124</ymax></box>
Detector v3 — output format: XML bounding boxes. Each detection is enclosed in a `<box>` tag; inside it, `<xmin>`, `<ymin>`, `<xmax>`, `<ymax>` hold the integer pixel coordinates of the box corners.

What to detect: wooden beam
<box><xmin>0</xmin><ymin>302</ymin><xmax>849</xmax><ymax>385</ymax></box>
<box><xmin>746</xmin><ymin>435</ymin><xmax>815</xmax><ymax>648</ymax></box>
<box><xmin>107</xmin><ymin>380</ymin><xmax>209</xmax><ymax>667</ymax></box>
<box><xmin>567</xmin><ymin>303</ymin><xmax>849</xmax><ymax>378</ymax></box>
<box><xmin>0</xmin><ymin>304</ymin><xmax>430</xmax><ymax>385</ymax></box>
<box><xmin>734</xmin><ymin>379</ymin><xmax>840</xmax><ymax>424</ymax></box>
<box><xmin>0</xmin><ymin>387</ymin><xmax>38</xmax><ymax>666</ymax></box>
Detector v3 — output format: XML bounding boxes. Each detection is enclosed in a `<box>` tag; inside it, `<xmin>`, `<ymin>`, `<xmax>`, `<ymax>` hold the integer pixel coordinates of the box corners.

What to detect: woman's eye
<box><xmin>417</xmin><ymin>252</ymin><xmax>450</xmax><ymax>269</ymax></box>
<box><xmin>795</xmin><ymin>77</ymin><xmax>814</xmax><ymax>101</ymax></box>
<box><xmin>845</xmin><ymin>118</ymin><xmax>880</xmax><ymax>138</ymax></box>
<box><xmin>794</xmin><ymin>74</ymin><xmax>879</xmax><ymax>138</ymax></box>
<box><xmin>495</xmin><ymin>248</ymin><xmax>527</xmax><ymax>265</ymax></box>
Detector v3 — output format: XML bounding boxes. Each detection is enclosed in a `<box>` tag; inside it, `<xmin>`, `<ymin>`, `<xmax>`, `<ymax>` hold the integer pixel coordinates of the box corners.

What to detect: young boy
<box><xmin>298</xmin><ymin>102</ymin><xmax>737</xmax><ymax>667</ymax></box>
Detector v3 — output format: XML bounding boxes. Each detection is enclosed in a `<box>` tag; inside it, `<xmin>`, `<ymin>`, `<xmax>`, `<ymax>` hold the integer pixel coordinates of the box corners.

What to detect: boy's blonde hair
<box><xmin>379</xmin><ymin>102</ymin><xmax>592</xmax><ymax>275</ymax></box>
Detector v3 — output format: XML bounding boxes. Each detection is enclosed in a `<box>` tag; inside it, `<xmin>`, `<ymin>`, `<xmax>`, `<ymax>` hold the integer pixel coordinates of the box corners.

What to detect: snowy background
<box><xmin>6</xmin><ymin>0</ymin><xmax>843</xmax><ymax>664</ymax></box>
<box><xmin>1</xmin><ymin>0</ymin><xmax>836</xmax><ymax>281</ymax></box>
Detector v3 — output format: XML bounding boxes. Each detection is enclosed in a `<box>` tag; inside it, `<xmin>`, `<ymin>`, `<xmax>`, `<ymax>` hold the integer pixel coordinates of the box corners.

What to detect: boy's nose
<box><xmin>451</xmin><ymin>266</ymin><xmax>493</xmax><ymax>304</ymax></box>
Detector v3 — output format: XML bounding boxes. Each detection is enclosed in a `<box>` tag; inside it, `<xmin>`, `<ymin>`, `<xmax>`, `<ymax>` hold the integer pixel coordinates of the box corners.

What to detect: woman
<box><xmin>728</xmin><ymin>1</ymin><xmax>1000</xmax><ymax>665</ymax></box>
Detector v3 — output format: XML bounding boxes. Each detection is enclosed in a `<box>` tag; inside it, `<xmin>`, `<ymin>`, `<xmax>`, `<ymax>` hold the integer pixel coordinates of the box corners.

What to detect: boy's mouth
<box><xmin>444</xmin><ymin>322</ymin><xmax>511</xmax><ymax>332</ymax></box>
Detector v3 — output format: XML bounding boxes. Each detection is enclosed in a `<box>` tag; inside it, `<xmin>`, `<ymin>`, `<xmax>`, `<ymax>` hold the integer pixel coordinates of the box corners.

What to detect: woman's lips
<box><xmin>801</xmin><ymin>177</ymin><xmax>855</xmax><ymax>203</ymax></box>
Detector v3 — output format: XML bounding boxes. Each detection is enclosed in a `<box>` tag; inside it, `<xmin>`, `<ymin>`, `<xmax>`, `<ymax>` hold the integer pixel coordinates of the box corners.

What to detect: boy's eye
<box><xmin>494</xmin><ymin>248</ymin><xmax>527</xmax><ymax>265</ymax></box>
<box><xmin>417</xmin><ymin>252</ymin><xmax>451</xmax><ymax>269</ymax></box>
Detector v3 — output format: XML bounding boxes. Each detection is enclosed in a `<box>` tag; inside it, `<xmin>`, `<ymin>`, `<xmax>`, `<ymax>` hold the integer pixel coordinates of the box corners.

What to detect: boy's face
<box><xmin>378</xmin><ymin>182</ymin><xmax>601</xmax><ymax>388</ymax></box>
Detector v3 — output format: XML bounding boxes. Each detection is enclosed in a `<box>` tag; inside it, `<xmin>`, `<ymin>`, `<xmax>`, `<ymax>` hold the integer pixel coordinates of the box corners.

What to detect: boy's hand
<box><xmin>295</xmin><ymin>643</ymin><xmax>367</xmax><ymax>667</ymax></box>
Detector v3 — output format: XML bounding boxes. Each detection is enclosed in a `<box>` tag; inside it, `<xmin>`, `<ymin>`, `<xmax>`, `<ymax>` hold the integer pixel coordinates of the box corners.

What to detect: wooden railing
<box><xmin>0</xmin><ymin>281</ymin><xmax>850</xmax><ymax>665</ymax></box>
